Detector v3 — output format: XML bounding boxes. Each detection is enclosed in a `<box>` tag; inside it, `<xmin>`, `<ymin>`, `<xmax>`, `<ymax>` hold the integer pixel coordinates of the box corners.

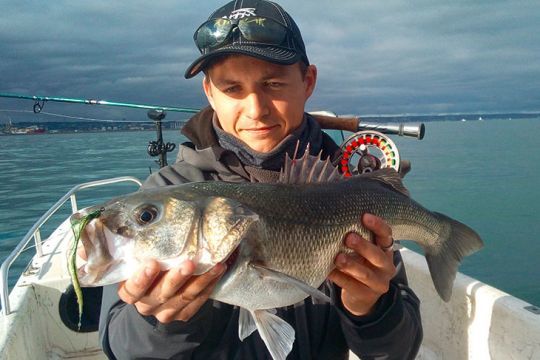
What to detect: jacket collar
<box><xmin>181</xmin><ymin>106</ymin><xmax>218</xmax><ymax>149</ymax></box>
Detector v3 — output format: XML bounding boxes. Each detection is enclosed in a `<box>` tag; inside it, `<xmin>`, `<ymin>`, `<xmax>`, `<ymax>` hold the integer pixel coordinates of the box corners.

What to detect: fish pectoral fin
<box><xmin>252</xmin><ymin>309</ymin><xmax>295</xmax><ymax>360</ymax></box>
<box><xmin>250</xmin><ymin>263</ymin><xmax>331</xmax><ymax>303</ymax></box>
<box><xmin>238</xmin><ymin>307</ymin><xmax>257</xmax><ymax>341</ymax></box>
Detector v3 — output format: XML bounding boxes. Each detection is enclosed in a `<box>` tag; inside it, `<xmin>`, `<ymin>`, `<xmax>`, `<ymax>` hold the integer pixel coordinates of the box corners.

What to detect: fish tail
<box><xmin>425</xmin><ymin>212</ymin><xmax>484</xmax><ymax>302</ymax></box>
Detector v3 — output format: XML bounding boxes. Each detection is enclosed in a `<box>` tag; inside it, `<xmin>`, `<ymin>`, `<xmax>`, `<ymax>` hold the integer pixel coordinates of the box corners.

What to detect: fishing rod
<box><xmin>0</xmin><ymin>92</ymin><xmax>199</xmax><ymax>114</ymax></box>
<box><xmin>1</xmin><ymin>92</ymin><xmax>425</xmax><ymax>173</ymax></box>
<box><xmin>0</xmin><ymin>92</ymin><xmax>200</xmax><ymax>168</ymax></box>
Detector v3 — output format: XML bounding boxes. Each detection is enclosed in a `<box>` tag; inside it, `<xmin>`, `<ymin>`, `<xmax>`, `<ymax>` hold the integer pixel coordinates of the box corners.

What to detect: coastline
<box><xmin>1</xmin><ymin>114</ymin><xmax>538</xmax><ymax>136</ymax></box>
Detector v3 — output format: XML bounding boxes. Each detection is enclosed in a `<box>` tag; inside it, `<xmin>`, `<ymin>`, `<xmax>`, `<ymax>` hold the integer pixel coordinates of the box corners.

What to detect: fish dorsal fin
<box><xmin>360</xmin><ymin>168</ymin><xmax>410</xmax><ymax>197</ymax></box>
<box><xmin>279</xmin><ymin>142</ymin><xmax>341</xmax><ymax>184</ymax></box>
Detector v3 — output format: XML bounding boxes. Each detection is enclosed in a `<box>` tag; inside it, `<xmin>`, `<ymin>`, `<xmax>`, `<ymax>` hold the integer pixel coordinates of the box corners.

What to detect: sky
<box><xmin>1</xmin><ymin>0</ymin><xmax>540</xmax><ymax>122</ymax></box>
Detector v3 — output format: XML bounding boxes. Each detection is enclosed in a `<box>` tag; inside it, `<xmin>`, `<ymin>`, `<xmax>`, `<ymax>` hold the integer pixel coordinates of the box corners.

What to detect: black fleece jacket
<box><xmin>99</xmin><ymin>108</ymin><xmax>423</xmax><ymax>360</ymax></box>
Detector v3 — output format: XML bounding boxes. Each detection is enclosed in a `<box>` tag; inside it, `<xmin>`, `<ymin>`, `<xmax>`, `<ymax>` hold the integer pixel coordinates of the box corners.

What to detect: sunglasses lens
<box><xmin>196</xmin><ymin>19</ymin><xmax>233</xmax><ymax>49</ymax></box>
<box><xmin>195</xmin><ymin>17</ymin><xmax>289</xmax><ymax>51</ymax></box>
<box><xmin>238</xmin><ymin>17</ymin><xmax>287</xmax><ymax>44</ymax></box>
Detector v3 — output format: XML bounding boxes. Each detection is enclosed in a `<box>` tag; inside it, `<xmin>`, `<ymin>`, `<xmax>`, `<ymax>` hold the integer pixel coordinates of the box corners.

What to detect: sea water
<box><xmin>0</xmin><ymin>118</ymin><xmax>539</xmax><ymax>306</ymax></box>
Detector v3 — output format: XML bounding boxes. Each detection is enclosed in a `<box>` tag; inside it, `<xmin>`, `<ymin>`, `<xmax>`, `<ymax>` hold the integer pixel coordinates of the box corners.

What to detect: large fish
<box><xmin>72</xmin><ymin>153</ymin><xmax>483</xmax><ymax>360</ymax></box>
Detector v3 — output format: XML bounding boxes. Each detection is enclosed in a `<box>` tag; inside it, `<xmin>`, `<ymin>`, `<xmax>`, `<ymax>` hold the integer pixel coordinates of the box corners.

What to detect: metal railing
<box><xmin>0</xmin><ymin>176</ymin><xmax>142</xmax><ymax>316</ymax></box>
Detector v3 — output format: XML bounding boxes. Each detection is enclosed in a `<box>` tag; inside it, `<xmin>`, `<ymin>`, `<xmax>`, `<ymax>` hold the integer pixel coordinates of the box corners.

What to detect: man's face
<box><xmin>203</xmin><ymin>55</ymin><xmax>317</xmax><ymax>153</ymax></box>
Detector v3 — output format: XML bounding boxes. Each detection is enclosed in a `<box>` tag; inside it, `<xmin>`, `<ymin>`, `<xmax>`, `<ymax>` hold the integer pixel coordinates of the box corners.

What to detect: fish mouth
<box><xmin>77</xmin><ymin>218</ymin><xmax>114</xmax><ymax>284</ymax></box>
<box><xmin>74</xmin><ymin>214</ymin><xmax>133</xmax><ymax>286</ymax></box>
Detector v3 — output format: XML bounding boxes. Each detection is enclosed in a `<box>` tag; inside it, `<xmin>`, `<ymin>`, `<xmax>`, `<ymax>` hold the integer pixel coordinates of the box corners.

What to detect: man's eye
<box><xmin>266</xmin><ymin>81</ymin><xmax>284</xmax><ymax>89</ymax></box>
<box><xmin>224</xmin><ymin>85</ymin><xmax>240</xmax><ymax>93</ymax></box>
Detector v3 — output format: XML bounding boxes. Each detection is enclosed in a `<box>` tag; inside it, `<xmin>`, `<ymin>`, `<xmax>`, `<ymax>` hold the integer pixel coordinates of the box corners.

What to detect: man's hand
<box><xmin>328</xmin><ymin>213</ymin><xmax>396</xmax><ymax>316</ymax></box>
<box><xmin>117</xmin><ymin>260</ymin><xmax>227</xmax><ymax>323</ymax></box>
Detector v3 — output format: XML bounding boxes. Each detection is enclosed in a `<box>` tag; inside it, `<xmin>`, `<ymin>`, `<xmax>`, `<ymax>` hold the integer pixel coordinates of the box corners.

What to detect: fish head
<box><xmin>72</xmin><ymin>188</ymin><xmax>259</xmax><ymax>286</ymax></box>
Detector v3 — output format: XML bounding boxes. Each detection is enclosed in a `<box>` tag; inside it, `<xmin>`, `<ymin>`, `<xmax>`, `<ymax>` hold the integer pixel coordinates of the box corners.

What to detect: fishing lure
<box><xmin>69</xmin><ymin>208</ymin><xmax>102</xmax><ymax>330</ymax></box>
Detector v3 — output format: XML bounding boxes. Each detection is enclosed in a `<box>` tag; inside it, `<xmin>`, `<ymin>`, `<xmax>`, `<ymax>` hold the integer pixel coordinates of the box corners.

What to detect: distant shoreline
<box><xmin>0</xmin><ymin>128</ymin><xmax>183</xmax><ymax>136</ymax></box>
<box><xmin>2</xmin><ymin>115</ymin><xmax>538</xmax><ymax>136</ymax></box>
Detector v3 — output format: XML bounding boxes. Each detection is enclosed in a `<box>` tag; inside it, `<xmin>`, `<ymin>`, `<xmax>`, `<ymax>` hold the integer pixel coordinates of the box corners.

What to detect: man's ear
<box><xmin>202</xmin><ymin>76</ymin><xmax>216</xmax><ymax>109</ymax></box>
<box><xmin>304</xmin><ymin>64</ymin><xmax>317</xmax><ymax>100</ymax></box>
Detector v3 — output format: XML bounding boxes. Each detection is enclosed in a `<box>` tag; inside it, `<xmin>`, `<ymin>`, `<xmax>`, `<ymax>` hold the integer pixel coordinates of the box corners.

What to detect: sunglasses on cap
<box><xmin>194</xmin><ymin>16</ymin><xmax>291</xmax><ymax>52</ymax></box>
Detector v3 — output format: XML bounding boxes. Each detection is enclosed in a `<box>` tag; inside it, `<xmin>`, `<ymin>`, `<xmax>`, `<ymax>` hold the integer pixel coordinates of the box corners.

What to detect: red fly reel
<box><xmin>339</xmin><ymin>131</ymin><xmax>400</xmax><ymax>177</ymax></box>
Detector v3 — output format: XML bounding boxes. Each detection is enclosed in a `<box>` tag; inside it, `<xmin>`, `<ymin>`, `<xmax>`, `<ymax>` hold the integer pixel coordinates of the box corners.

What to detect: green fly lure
<box><xmin>69</xmin><ymin>208</ymin><xmax>102</xmax><ymax>330</ymax></box>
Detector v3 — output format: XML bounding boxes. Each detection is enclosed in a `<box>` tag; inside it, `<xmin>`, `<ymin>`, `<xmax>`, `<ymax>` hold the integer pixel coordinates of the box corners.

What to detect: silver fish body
<box><xmin>184</xmin><ymin>173</ymin><xmax>479</xmax><ymax>308</ymax></box>
<box><xmin>74</xmin><ymin>167</ymin><xmax>483</xmax><ymax>359</ymax></box>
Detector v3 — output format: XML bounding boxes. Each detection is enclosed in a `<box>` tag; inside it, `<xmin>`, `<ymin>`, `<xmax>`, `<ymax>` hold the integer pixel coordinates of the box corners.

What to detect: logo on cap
<box><xmin>227</xmin><ymin>8</ymin><xmax>256</xmax><ymax>19</ymax></box>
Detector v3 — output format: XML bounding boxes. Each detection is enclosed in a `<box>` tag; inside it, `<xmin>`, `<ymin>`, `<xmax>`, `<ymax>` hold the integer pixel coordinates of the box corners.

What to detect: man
<box><xmin>99</xmin><ymin>1</ymin><xmax>423</xmax><ymax>358</ymax></box>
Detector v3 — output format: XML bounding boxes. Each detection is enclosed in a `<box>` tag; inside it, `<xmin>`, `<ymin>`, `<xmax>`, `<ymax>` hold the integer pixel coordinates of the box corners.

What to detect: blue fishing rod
<box><xmin>0</xmin><ymin>92</ymin><xmax>200</xmax><ymax>168</ymax></box>
<box><xmin>0</xmin><ymin>92</ymin><xmax>199</xmax><ymax>114</ymax></box>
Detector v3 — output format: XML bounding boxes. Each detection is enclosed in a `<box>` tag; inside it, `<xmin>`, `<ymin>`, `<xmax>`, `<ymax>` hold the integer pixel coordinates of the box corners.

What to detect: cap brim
<box><xmin>184</xmin><ymin>44</ymin><xmax>301</xmax><ymax>79</ymax></box>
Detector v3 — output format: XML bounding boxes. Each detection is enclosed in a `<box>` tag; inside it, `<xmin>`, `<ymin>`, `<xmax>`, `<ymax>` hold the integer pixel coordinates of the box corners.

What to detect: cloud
<box><xmin>1</xmin><ymin>0</ymin><xmax>539</xmax><ymax>119</ymax></box>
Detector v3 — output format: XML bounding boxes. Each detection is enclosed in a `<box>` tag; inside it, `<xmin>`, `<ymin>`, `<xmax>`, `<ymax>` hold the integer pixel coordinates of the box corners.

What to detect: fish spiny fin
<box><xmin>360</xmin><ymin>168</ymin><xmax>410</xmax><ymax>196</ymax></box>
<box><xmin>279</xmin><ymin>141</ymin><xmax>342</xmax><ymax>184</ymax></box>
<box><xmin>239</xmin><ymin>307</ymin><xmax>258</xmax><ymax>341</ymax></box>
<box><xmin>250</xmin><ymin>263</ymin><xmax>330</xmax><ymax>303</ymax></box>
<box><xmin>253</xmin><ymin>309</ymin><xmax>295</xmax><ymax>360</ymax></box>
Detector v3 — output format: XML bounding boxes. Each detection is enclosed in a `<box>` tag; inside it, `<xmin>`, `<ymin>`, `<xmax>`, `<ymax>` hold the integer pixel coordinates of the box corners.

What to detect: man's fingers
<box><xmin>331</xmin><ymin>214</ymin><xmax>397</xmax><ymax>316</ymax></box>
<box><xmin>175</xmin><ymin>276</ymin><xmax>221</xmax><ymax>322</ymax></box>
<box><xmin>343</xmin><ymin>232</ymin><xmax>390</xmax><ymax>269</ymax></box>
<box><xmin>363</xmin><ymin>213</ymin><xmax>392</xmax><ymax>241</ymax></box>
<box><xmin>155</xmin><ymin>261</ymin><xmax>196</xmax><ymax>303</ymax></box>
<box><xmin>118</xmin><ymin>260</ymin><xmax>161</xmax><ymax>304</ymax></box>
<box><xmin>335</xmin><ymin>253</ymin><xmax>390</xmax><ymax>294</ymax></box>
<box><xmin>177</xmin><ymin>263</ymin><xmax>227</xmax><ymax>303</ymax></box>
<box><xmin>328</xmin><ymin>269</ymin><xmax>375</xmax><ymax>300</ymax></box>
<box><xmin>362</xmin><ymin>213</ymin><xmax>394</xmax><ymax>252</ymax></box>
<box><xmin>153</xmin><ymin>263</ymin><xmax>227</xmax><ymax>322</ymax></box>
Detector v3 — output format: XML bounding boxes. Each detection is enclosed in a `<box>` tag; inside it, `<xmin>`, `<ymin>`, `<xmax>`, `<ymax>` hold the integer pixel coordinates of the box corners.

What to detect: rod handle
<box><xmin>311</xmin><ymin>114</ymin><xmax>360</xmax><ymax>132</ymax></box>
<box><xmin>311</xmin><ymin>113</ymin><xmax>425</xmax><ymax>140</ymax></box>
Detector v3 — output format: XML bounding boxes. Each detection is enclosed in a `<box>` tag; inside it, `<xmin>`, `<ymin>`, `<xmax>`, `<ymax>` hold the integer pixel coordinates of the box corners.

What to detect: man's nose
<box><xmin>244</xmin><ymin>91</ymin><xmax>269</xmax><ymax>120</ymax></box>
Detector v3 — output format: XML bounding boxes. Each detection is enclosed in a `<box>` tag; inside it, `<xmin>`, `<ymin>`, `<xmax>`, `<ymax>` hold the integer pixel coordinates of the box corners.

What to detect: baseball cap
<box><xmin>185</xmin><ymin>0</ymin><xmax>309</xmax><ymax>79</ymax></box>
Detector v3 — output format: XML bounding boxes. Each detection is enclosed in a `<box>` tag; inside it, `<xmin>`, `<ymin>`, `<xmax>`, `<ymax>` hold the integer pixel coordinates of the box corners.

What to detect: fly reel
<box><xmin>309</xmin><ymin>112</ymin><xmax>424</xmax><ymax>176</ymax></box>
<box><xmin>339</xmin><ymin>131</ymin><xmax>400</xmax><ymax>177</ymax></box>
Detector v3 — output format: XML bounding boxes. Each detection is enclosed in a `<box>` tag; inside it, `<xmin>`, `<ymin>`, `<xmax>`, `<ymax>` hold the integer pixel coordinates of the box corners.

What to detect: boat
<box><xmin>1</xmin><ymin>120</ymin><xmax>46</xmax><ymax>135</ymax></box>
<box><xmin>0</xmin><ymin>103</ymin><xmax>539</xmax><ymax>359</ymax></box>
<box><xmin>1</xmin><ymin>176</ymin><xmax>539</xmax><ymax>359</ymax></box>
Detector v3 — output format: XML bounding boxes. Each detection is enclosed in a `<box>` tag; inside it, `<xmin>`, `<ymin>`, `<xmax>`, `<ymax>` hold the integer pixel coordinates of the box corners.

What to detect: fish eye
<box><xmin>135</xmin><ymin>205</ymin><xmax>159</xmax><ymax>225</ymax></box>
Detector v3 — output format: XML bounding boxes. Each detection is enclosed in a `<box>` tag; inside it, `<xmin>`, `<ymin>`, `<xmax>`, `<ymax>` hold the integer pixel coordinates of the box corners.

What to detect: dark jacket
<box><xmin>99</xmin><ymin>108</ymin><xmax>423</xmax><ymax>360</ymax></box>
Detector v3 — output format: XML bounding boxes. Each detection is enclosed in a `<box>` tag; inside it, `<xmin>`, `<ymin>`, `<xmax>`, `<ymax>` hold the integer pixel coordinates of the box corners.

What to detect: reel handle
<box><xmin>311</xmin><ymin>113</ymin><xmax>425</xmax><ymax>140</ymax></box>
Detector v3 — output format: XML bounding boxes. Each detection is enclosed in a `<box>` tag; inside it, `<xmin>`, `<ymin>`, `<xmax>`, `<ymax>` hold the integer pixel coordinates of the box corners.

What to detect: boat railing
<box><xmin>0</xmin><ymin>176</ymin><xmax>142</xmax><ymax>316</ymax></box>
